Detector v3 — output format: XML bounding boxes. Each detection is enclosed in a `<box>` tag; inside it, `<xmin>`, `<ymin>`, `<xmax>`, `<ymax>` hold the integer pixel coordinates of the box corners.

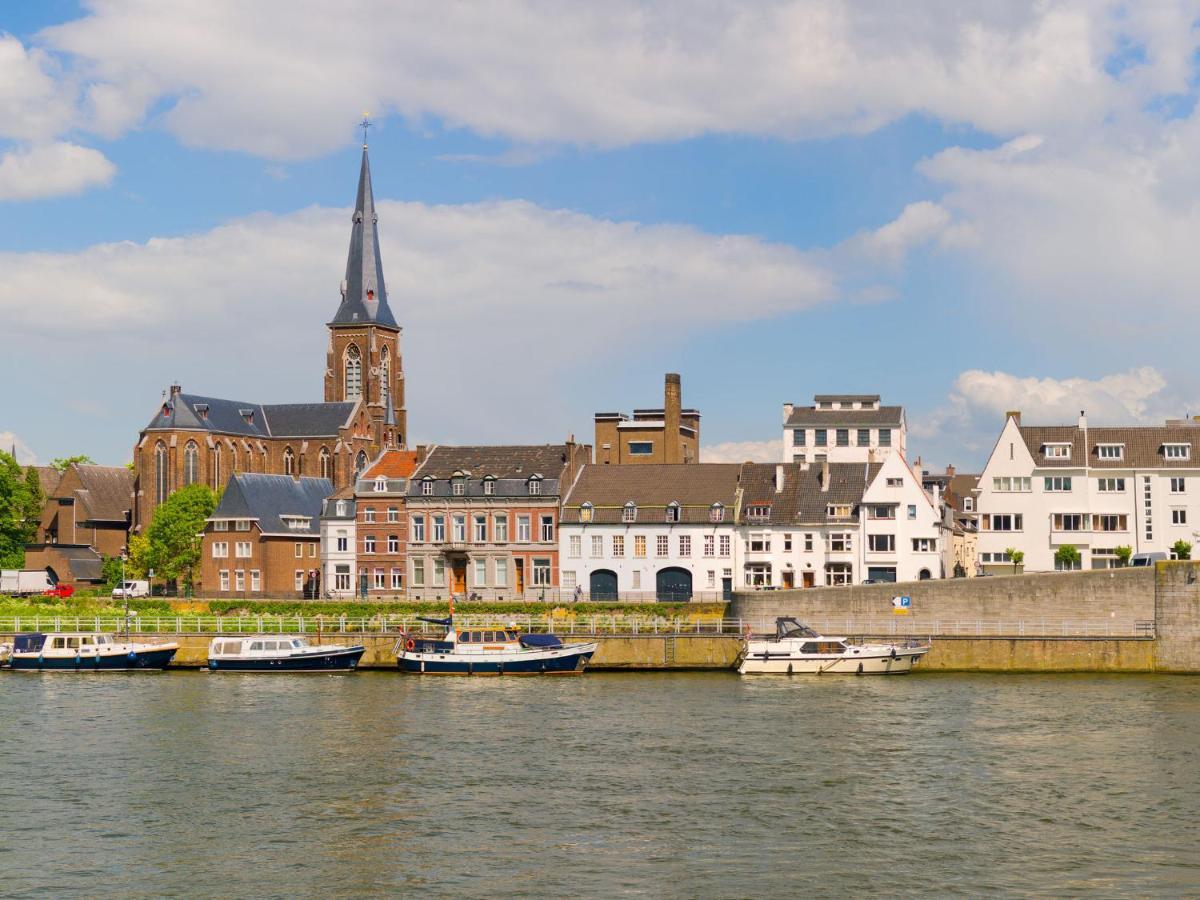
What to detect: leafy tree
<box><xmin>1055</xmin><ymin>544</ymin><xmax>1081</xmax><ymax>570</ymax></box>
<box><xmin>0</xmin><ymin>452</ymin><xmax>44</xmax><ymax>568</ymax></box>
<box><xmin>1009</xmin><ymin>550</ymin><xmax>1025</xmax><ymax>573</ymax></box>
<box><xmin>1114</xmin><ymin>545</ymin><xmax>1133</xmax><ymax>568</ymax></box>
<box><xmin>142</xmin><ymin>484</ymin><xmax>218</xmax><ymax>587</ymax></box>
<box><xmin>1172</xmin><ymin>539</ymin><xmax>1192</xmax><ymax>560</ymax></box>
<box><xmin>51</xmin><ymin>455</ymin><xmax>96</xmax><ymax>473</ymax></box>
<box><xmin>101</xmin><ymin>554</ymin><xmax>125</xmax><ymax>587</ymax></box>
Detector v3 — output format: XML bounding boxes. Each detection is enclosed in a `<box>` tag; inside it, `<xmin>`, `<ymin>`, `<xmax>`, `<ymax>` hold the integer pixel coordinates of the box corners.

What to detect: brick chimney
<box><xmin>664</xmin><ymin>373</ymin><xmax>682</xmax><ymax>464</ymax></box>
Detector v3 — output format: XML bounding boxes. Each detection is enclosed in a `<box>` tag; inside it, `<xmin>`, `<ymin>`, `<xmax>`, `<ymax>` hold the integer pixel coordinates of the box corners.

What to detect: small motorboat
<box><xmin>738</xmin><ymin>617</ymin><xmax>930</xmax><ymax>675</ymax></box>
<box><xmin>394</xmin><ymin>616</ymin><xmax>598</xmax><ymax>675</ymax></box>
<box><xmin>7</xmin><ymin>632</ymin><xmax>178</xmax><ymax>671</ymax></box>
<box><xmin>206</xmin><ymin>635</ymin><xmax>366</xmax><ymax>672</ymax></box>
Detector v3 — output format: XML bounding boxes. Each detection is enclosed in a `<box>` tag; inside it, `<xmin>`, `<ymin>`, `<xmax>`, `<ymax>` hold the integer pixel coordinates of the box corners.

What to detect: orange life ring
<box><xmin>404</xmin><ymin>638</ymin><xmax>416</xmax><ymax>652</ymax></box>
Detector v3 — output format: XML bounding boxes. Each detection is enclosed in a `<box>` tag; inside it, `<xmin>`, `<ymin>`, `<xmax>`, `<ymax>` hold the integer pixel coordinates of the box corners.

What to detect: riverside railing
<box><xmin>0</xmin><ymin>615</ymin><xmax>1156</xmax><ymax>638</ymax></box>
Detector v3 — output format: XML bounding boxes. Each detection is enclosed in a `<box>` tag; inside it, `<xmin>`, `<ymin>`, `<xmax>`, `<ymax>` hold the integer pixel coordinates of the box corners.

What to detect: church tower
<box><xmin>325</xmin><ymin>139</ymin><xmax>407</xmax><ymax>449</ymax></box>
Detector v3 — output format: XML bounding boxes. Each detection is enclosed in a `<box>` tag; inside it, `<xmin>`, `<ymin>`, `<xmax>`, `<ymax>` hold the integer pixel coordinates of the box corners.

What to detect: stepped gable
<box><xmin>211</xmin><ymin>473</ymin><xmax>333</xmax><ymax>536</ymax></box>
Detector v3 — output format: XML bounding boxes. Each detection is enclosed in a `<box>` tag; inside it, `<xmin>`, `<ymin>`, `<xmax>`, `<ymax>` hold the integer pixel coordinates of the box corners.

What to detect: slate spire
<box><xmin>329</xmin><ymin>146</ymin><xmax>398</xmax><ymax>329</ymax></box>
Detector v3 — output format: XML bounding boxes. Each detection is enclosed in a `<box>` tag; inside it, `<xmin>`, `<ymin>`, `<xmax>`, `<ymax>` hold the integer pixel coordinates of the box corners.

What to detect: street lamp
<box><xmin>120</xmin><ymin>548</ymin><xmax>130</xmax><ymax>641</ymax></box>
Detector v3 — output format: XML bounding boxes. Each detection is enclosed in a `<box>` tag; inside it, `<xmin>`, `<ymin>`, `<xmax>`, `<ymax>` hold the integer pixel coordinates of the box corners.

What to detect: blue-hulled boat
<box><xmin>394</xmin><ymin>616</ymin><xmax>598</xmax><ymax>675</ymax></box>
<box><xmin>207</xmin><ymin>636</ymin><xmax>366</xmax><ymax>672</ymax></box>
<box><xmin>7</xmin><ymin>632</ymin><xmax>178</xmax><ymax>671</ymax></box>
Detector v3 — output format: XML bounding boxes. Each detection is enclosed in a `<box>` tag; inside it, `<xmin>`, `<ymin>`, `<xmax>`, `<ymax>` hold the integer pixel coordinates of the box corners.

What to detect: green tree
<box><xmin>1172</xmin><ymin>539</ymin><xmax>1192</xmax><ymax>560</ymax></box>
<box><xmin>0</xmin><ymin>452</ymin><xmax>44</xmax><ymax>568</ymax></box>
<box><xmin>1055</xmin><ymin>544</ymin><xmax>1081</xmax><ymax>570</ymax></box>
<box><xmin>101</xmin><ymin>554</ymin><xmax>124</xmax><ymax>587</ymax></box>
<box><xmin>51</xmin><ymin>455</ymin><xmax>96</xmax><ymax>473</ymax></box>
<box><xmin>1009</xmin><ymin>549</ymin><xmax>1025</xmax><ymax>574</ymax></box>
<box><xmin>142</xmin><ymin>484</ymin><xmax>218</xmax><ymax>587</ymax></box>
<box><xmin>1114</xmin><ymin>545</ymin><xmax>1133</xmax><ymax>568</ymax></box>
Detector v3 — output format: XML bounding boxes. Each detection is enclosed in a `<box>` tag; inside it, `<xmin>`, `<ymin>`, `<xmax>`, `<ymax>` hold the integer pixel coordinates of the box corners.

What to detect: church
<box><xmin>131</xmin><ymin>143</ymin><xmax>408</xmax><ymax>532</ymax></box>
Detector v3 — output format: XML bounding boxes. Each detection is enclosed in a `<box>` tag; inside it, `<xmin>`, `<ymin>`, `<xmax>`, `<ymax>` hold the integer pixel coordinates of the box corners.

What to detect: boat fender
<box><xmin>890</xmin><ymin>648</ymin><xmax>897</xmax><ymax>660</ymax></box>
<box><xmin>787</xmin><ymin>663</ymin><xmax>793</xmax><ymax>676</ymax></box>
<box><xmin>857</xmin><ymin>662</ymin><xmax>864</xmax><ymax>675</ymax></box>
<box><xmin>74</xmin><ymin>653</ymin><xmax>82</xmax><ymax>667</ymax></box>
<box><xmin>37</xmin><ymin>654</ymin><xmax>44</xmax><ymax>666</ymax></box>
<box><xmin>128</xmin><ymin>651</ymin><xmax>138</xmax><ymax>662</ymax></box>
<box><xmin>405</xmin><ymin>638</ymin><xmax>416</xmax><ymax>652</ymax></box>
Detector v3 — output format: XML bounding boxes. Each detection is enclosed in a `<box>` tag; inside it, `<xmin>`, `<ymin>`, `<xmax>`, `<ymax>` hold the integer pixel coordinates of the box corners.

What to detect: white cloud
<box><xmin>0</xmin><ymin>431</ymin><xmax>37</xmax><ymax>465</ymax></box>
<box><xmin>702</xmin><ymin>439</ymin><xmax>782</xmax><ymax>464</ymax></box>
<box><xmin>0</xmin><ymin>35</ymin><xmax>75</xmax><ymax>141</ymax></box>
<box><xmin>848</xmin><ymin>200</ymin><xmax>952</xmax><ymax>264</ymax></box>
<box><xmin>0</xmin><ymin>141</ymin><xmax>116</xmax><ymax>201</ymax></box>
<box><xmin>34</xmin><ymin>1</ymin><xmax>1181</xmax><ymax>156</ymax></box>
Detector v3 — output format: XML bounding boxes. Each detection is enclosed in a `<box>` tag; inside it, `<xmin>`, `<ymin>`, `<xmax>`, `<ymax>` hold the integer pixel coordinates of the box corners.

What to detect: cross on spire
<box><xmin>359</xmin><ymin>113</ymin><xmax>371</xmax><ymax>148</ymax></box>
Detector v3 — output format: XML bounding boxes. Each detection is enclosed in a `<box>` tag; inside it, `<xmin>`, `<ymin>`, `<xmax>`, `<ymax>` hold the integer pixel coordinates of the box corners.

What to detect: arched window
<box><xmin>213</xmin><ymin>444</ymin><xmax>222</xmax><ymax>488</ymax></box>
<box><xmin>231</xmin><ymin>445</ymin><xmax>238</xmax><ymax>473</ymax></box>
<box><xmin>355</xmin><ymin>451</ymin><xmax>368</xmax><ymax>475</ymax></box>
<box><xmin>155</xmin><ymin>442</ymin><xmax>168</xmax><ymax>504</ymax></box>
<box><xmin>666</xmin><ymin>501</ymin><xmax>680</xmax><ymax>523</ymax></box>
<box><xmin>184</xmin><ymin>441</ymin><xmax>199</xmax><ymax>486</ymax></box>
<box><xmin>579</xmin><ymin>502</ymin><xmax>594</xmax><ymax>523</ymax></box>
<box><xmin>319</xmin><ymin>447</ymin><xmax>331</xmax><ymax>480</ymax></box>
<box><xmin>284</xmin><ymin>447</ymin><xmax>295</xmax><ymax>476</ymax></box>
<box><xmin>380</xmin><ymin>346</ymin><xmax>390</xmax><ymax>407</ymax></box>
<box><xmin>344</xmin><ymin>345</ymin><xmax>362</xmax><ymax>400</ymax></box>
<box><xmin>623</xmin><ymin>501</ymin><xmax>637</xmax><ymax>523</ymax></box>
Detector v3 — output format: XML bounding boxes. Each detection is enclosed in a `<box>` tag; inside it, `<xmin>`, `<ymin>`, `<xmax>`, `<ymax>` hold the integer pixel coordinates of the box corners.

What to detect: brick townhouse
<box><xmin>354</xmin><ymin>448</ymin><xmax>423</xmax><ymax>597</ymax></box>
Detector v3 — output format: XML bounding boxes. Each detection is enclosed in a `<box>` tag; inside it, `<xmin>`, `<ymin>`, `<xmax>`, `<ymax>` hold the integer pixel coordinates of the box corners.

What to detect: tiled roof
<box><xmin>72</xmin><ymin>465</ymin><xmax>134</xmax><ymax>522</ymax></box>
<box><xmin>812</xmin><ymin>394</ymin><xmax>881</xmax><ymax>403</ymax></box>
<box><xmin>364</xmin><ymin>449</ymin><xmax>422</xmax><ymax>479</ymax></box>
<box><xmin>30</xmin><ymin>466</ymin><xmax>62</xmax><ymax>497</ymax></box>
<box><xmin>414</xmin><ymin>445</ymin><xmax>571</xmax><ymax>480</ymax></box>
<box><xmin>738</xmin><ymin>462</ymin><xmax>880</xmax><ymax>525</ymax></box>
<box><xmin>786</xmin><ymin>406</ymin><xmax>904</xmax><ymax>427</ymax></box>
<box><xmin>210</xmin><ymin>474</ymin><xmax>333</xmax><ymax>535</ymax></box>
<box><xmin>561</xmin><ymin>463</ymin><xmax>741</xmax><ymax>524</ymax></box>
<box><xmin>143</xmin><ymin>392</ymin><xmax>354</xmax><ymax>439</ymax></box>
<box><xmin>1020</xmin><ymin>425</ymin><xmax>1200</xmax><ymax>469</ymax></box>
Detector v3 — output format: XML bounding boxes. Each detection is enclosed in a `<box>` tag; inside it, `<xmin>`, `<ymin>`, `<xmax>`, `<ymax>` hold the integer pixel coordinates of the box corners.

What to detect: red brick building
<box><xmin>132</xmin><ymin>145</ymin><xmax>408</xmax><ymax>532</ymax></box>
<box><xmin>355</xmin><ymin>448</ymin><xmax>423</xmax><ymax>597</ymax></box>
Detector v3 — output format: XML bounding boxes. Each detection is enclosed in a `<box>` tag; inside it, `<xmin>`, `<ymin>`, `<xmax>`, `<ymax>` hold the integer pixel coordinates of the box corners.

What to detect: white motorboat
<box><xmin>6</xmin><ymin>632</ymin><xmax>178</xmax><ymax>671</ymax></box>
<box><xmin>206</xmin><ymin>635</ymin><xmax>365</xmax><ymax>672</ymax></box>
<box><xmin>738</xmin><ymin>617</ymin><xmax>930</xmax><ymax>675</ymax></box>
<box><xmin>394</xmin><ymin>616</ymin><xmax>598</xmax><ymax>675</ymax></box>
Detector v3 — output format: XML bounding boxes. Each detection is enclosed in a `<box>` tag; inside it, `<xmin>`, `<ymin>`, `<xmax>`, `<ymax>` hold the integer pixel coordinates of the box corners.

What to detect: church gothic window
<box><xmin>345</xmin><ymin>345</ymin><xmax>362</xmax><ymax>400</ymax></box>
<box><xmin>284</xmin><ymin>447</ymin><xmax>296</xmax><ymax>476</ymax></box>
<box><xmin>184</xmin><ymin>441</ymin><xmax>199</xmax><ymax>486</ymax></box>
<box><xmin>214</xmin><ymin>444</ymin><xmax>222</xmax><ymax>488</ymax></box>
<box><xmin>320</xmin><ymin>448</ymin><xmax>331</xmax><ymax>480</ymax></box>
<box><xmin>380</xmin><ymin>346</ymin><xmax>390</xmax><ymax>406</ymax></box>
<box><xmin>155</xmin><ymin>442</ymin><xmax>168</xmax><ymax>504</ymax></box>
<box><xmin>355</xmin><ymin>451</ymin><xmax>368</xmax><ymax>475</ymax></box>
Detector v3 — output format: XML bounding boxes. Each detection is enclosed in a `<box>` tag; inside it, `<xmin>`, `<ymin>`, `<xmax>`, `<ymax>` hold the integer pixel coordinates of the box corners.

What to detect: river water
<box><xmin>1</xmin><ymin>671</ymin><xmax>1197</xmax><ymax>898</ymax></box>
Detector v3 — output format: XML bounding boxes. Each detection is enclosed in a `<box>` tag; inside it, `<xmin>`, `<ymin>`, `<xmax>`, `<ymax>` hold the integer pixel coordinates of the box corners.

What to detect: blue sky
<box><xmin>4</xmin><ymin>2</ymin><xmax>1200</xmax><ymax>471</ymax></box>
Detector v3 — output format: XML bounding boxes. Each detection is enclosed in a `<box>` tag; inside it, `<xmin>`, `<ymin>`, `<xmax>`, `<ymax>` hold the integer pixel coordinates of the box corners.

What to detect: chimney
<box><xmin>945</xmin><ymin>463</ymin><xmax>955</xmax><ymax>478</ymax></box>
<box><xmin>868</xmin><ymin>448</ymin><xmax>876</xmax><ymax>465</ymax></box>
<box><xmin>1007</xmin><ymin>410</ymin><xmax>1021</xmax><ymax>426</ymax></box>
<box><xmin>664</xmin><ymin>373</ymin><xmax>682</xmax><ymax>464</ymax></box>
<box><xmin>1078</xmin><ymin>409</ymin><xmax>1087</xmax><ymax>430</ymax></box>
<box><xmin>782</xmin><ymin>402</ymin><xmax>794</xmax><ymax>424</ymax></box>
<box><xmin>775</xmin><ymin>464</ymin><xmax>784</xmax><ymax>494</ymax></box>
<box><xmin>169</xmin><ymin>384</ymin><xmax>182</xmax><ymax>398</ymax></box>
<box><xmin>820</xmin><ymin>459</ymin><xmax>830</xmax><ymax>492</ymax></box>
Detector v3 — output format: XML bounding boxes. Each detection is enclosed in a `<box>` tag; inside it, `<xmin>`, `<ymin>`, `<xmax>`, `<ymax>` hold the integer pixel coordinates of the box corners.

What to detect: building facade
<box><xmin>132</xmin><ymin>145</ymin><xmax>407</xmax><ymax>532</ymax></box>
<box><xmin>559</xmin><ymin>463</ymin><xmax>742</xmax><ymax>601</ymax></box>
<box><xmin>782</xmin><ymin>394</ymin><xmax>906</xmax><ymax>465</ymax></box>
<box><xmin>405</xmin><ymin>444</ymin><xmax>589</xmax><ymax>601</ymax></box>
<box><xmin>201</xmin><ymin>474</ymin><xmax>332</xmax><ymax>598</ymax></box>
<box><xmin>354</xmin><ymin>448</ymin><xmax>422</xmax><ymax>597</ymax></box>
<box><xmin>319</xmin><ymin>486</ymin><xmax>356</xmax><ymax>598</ymax></box>
<box><xmin>594</xmin><ymin>373</ymin><xmax>700</xmax><ymax>465</ymax></box>
<box><xmin>976</xmin><ymin>412</ymin><xmax>1200</xmax><ymax>572</ymax></box>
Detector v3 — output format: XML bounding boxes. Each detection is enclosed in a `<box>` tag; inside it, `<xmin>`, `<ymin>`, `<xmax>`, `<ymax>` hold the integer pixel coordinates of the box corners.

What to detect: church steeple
<box><xmin>329</xmin><ymin>145</ymin><xmax>398</xmax><ymax>330</ymax></box>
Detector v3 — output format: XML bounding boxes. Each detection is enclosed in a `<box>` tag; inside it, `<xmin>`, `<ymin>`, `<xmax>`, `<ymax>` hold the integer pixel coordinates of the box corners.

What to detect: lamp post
<box><xmin>120</xmin><ymin>548</ymin><xmax>130</xmax><ymax>641</ymax></box>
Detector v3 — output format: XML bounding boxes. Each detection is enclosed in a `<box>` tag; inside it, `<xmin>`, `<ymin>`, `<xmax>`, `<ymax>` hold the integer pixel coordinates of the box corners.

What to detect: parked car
<box><xmin>112</xmin><ymin>580</ymin><xmax>150</xmax><ymax>599</ymax></box>
<box><xmin>1130</xmin><ymin>552</ymin><xmax>1167</xmax><ymax>568</ymax></box>
<box><xmin>43</xmin><ymin>584</ymin><xmax>75</xmax><ymax>599</ymax></box>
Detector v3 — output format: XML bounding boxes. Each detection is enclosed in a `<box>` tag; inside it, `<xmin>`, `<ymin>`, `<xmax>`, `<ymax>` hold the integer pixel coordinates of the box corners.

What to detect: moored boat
<box><xmin>207</xmin><ymin>636</ymin><xmax>366</xmax><ymax>672</ymax></box>
<box><xmin>395</xmin><ymin>616</ymin><xmax>597</xmax><ymax>675</ymax></box>
<box><xmin>7</xmin><ymin>632</ymin><xmax>178</xmax><ymax>671</ymax></box>
<box><xmin>738</xmin><ymin>617</ymin><xmax>929</xmax><ymax>675</ymax></box>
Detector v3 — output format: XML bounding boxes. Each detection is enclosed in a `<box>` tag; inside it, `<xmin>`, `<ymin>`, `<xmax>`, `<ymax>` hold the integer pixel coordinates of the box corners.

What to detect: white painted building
<box><xmin>976</xmin><ymin>412</ymin><xmax>1200</xmax><ymax>572</ymax></box>
<box><xmin>782</xmin><ymin>394</ymin><xmax>907</xmax><ymax>465</ymax></box>
<box><xmin>319</xmin><ymin>488</ymin><xmax>356</xmax><ymax>597</ymax></box>
<box><xmin>559</xmin><ymin>464</ymin><xmax>742</xmax><ymax>601</ymax></box>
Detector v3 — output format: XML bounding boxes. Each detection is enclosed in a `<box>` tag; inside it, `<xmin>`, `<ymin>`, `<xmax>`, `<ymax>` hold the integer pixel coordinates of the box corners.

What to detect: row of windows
<box><xmin>577</xmin><ymin>502</ymin><xmax>725</xmax><ymax>524</ymax></box>
<box><xmin>409</xmin><ymin>557</ymin><xmax>552</xmax><ymax>588</ymax></box>
<box><xmin>792</xmin><ymin>427</ymin><xmax>893</xmax><ymax>448</ymax></box>
<box><xmin>410</xmin><ymin>514</ymin><xmax>554</xmax><ymax>544</ymax></box>
<box><xmin>418</xmin><ymin>477</ymin><xmax>542</xmax><ymax>497</ymax></box>
<box><xmin>565</xmin><ymin>533</ymin><xmax>731</xmax><ymax>559</ymax></box>
<box><xmin>993</xmin><ymin>476</ymin><xmax>1188</xmax><ymax>494</ymax></box>
<box><xmin>1041</xmin><ymin>442</ymin><xmax>1190</xmax><ymax>461</ymax></box>
<box><xmin>157</xmin><ymin>442</ymin><xmax>336</xmax><ymax>504</ymax></box>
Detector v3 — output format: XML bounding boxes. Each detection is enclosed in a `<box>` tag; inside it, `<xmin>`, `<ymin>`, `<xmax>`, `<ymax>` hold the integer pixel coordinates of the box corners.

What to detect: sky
<box><xmin>4</xmin><ymin>1</ymin><xmax>1200</xmax><ymax>472</ymax></box>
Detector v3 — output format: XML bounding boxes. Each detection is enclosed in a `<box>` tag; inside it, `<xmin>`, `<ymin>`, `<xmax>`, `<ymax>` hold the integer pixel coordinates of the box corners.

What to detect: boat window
<box><xmin>292</xmin><ymin>639</ymin><xmax>304</xmax><ymax>648</ymax></box>
<box><xmin>457</xmin><ymin>632</ymin><xmax>469</xmax><ymax>643</ymax></box>
<box><xmin>52</xmin><ymin>637</ymin><xmax>66</xmax><ymax>649</ymax></box>
<box><xmin>482</xmin><ymin>631</ymin><xmax>494</xmax><ymax>642</ymax></box>
<box><xmin>506</xmin><ymin>631</ymin><xmax>517</xmax><ymax>641</ymax></box>
<box><xmin>249</xmin><ymin>641</ymin><xmax>263</xmax><ymax>651</ymax></box>
<box><xmin>99</xmin><ymin>635</ymin><xmax>111</xmax><ymax>644</ymax></box>
<box><xmin>225</xmin><ymin>642</ymin><xmax>241</xmax><ymax>655</ymax></box>
<box><xmin>81</xmin><ymin>636</ymin><xmax>93</xmax><ymax>645</ymax></box>
<box><xmin>66</xmin><ymin>637</ymin><xmax>80</xmax><ymax>649</ymax></box>
<box><xmin>818</xmin><ymin>642</ymin><xmax>844</xmax><ymax>654</ymax></box>
<box><xmin>470</xmin><ymin>631</ymin><xmax>482</xmax><ymax>643</ymax></box>
<box><xmin>800</xmin><ymin>642</ymin><xmax>820</xmax><ymax>654</ymax></box>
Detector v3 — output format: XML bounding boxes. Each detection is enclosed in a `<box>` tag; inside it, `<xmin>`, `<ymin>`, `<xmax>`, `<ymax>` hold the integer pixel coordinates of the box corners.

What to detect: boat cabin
<box><xmin>456</xmin><ymin>630</ymin><xmax>519</xmax><ymax>644</ymax></box>
<box><xmin>14</xmin><ymin>632</ymin><xmax>117</xmax><ymax>653</ymax></box>
<box><xmin>210</xmin><ymin>637</ymin><xmax>311</xmax><ymax>656</ymax></box>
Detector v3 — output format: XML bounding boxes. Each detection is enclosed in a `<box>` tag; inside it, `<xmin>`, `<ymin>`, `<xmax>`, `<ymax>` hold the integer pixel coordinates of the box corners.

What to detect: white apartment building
<box><xmin>559</xmin><ymin>464</ymin><xmax>742</xmax><ymax>601</ymax></box>
<box><xmin>782</xmin><ymin>394</ymin><xmax>907</xmax><ymax>464</ymax></box>
<box><xmin>319</xmin><ymin>488</ymin><xmax>356</xmax><ymax>597</ymax></box>
<box><xmin>738</xmin><ymin>454</ymin><xmax>944</xmax><ymax>589</ymax></box>
<box><xmin>976</xmin><ymin>412</ymin><xmax>1200</xmax><ymax>572</ymax></box>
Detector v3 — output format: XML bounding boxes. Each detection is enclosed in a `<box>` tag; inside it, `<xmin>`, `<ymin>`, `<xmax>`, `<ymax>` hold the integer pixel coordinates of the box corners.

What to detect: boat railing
<box><xmin>0</xmin><ymin>615</ymin><xmax>1157</xmax><ymax>638</ymax></box>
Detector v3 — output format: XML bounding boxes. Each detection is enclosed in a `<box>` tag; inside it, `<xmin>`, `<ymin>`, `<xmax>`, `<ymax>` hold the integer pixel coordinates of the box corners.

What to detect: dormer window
<box><xmin>421</xmin><ymin>477</ymin><xmax>434</xmax><ymax>496</ymax></box>
<box><xmin>1165</xmin><ymin>443</ymin><xmax>1191</xmax><ymax>460</ymax></box>
<box><xmin>709</xmin><ymin>502</ymin><xmax>724</xmax><ymax>523</ymax></box>
<box><xmin>827</xmin><ymin>504</ymin><xmax>852</xmax><ymax>518</ymax></box>
<box><xmin>528</xmin><ymin>476</ymin><xmax>542</xmax><ymax>496</ymax></box>
<box><xmin>161</xmin><ymin>402</ymin><xmax>172</xmax><ymax>417</ymax></box>
<box><xmin>622</xmin><ymin>502</ymin><xmax>637</xmax><ymax>523</ymax></box>
<box><xmin>194</xmin><ymin>403</ymin><xmax>209</xmax><ymax>420</ymax></box>
<box><xmin>374</xmin><ymin>477</ymin><xmax>388</xmax><ymax>492</ymax></box>
<box><xmin>666</xmin><ymin>501</ymin><xmax>680</xmax><ymax>523</ymax></box>
<box><xmin>747</xmin><ymin>504</ymin><xmax>770</xmax><ymax>522</ymax></box>
<box><xmin>1097</xmin><ymin>444</ymin><xmax>1124</xmax><ymax>460</ymax></box>
<box><xmin>452</xmin><ymin>477</ymin><xmax>466</xmax><ymax>496</ymax></box>
<box><xmin>579</xmin><ymin>502</ymin><xmax>594</xmax><ymax>523</ymax></box>
<box><xmin>336</xmin><ymin>501</ymin><xmax>347</xmax><ymax>517</ymax></box>
<box><xmin>483</xmin><ymin>476</ymin><xmax>495</xmax><ymax>496</ymax></box>
<box><xmin>239</xmin><ymin>408</ymin><xmax>255</xmax><ymax>426</ymax></box>
<box><xmin>1044</xmin><ymin>443</ymin><xmax>1071</xmax><ymax>459</ymax></box>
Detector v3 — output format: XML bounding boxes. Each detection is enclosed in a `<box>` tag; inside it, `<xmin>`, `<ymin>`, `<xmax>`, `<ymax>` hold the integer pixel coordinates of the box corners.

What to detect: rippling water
<box><xmin>1</xmin><ymin>672</ymin><xmax>1197</xmax><ymax>898</ymax></box>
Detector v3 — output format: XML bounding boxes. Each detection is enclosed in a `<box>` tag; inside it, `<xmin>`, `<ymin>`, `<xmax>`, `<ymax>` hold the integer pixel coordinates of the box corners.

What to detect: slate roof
<box><xmin>560</xmin><ymin>463</ymin><xmax>742</xmax><ymax>524</ymax></box>
<box><xmin>786</xmin><ymin>405</ymin><xmax>904</xmax><ymax>427</ymax></box>
<box><xmin>329</xmin><ymin>148</ymin><xmax>398</xmax><ymax>329</ymax></box>
<box><xmin>1020</xmin><ymin>425</ymin><xmax>1200</xmax><ymax>469</ymax></box>
<box><xmin>143</xmin><ymin>392</ymin><xmax>354</xmax><ymax>438</ymax></box>
<box><xmin>72</xmin><ymin>465</ymin><xmax>134</xmax><ymax>522</ymax></box>
<box><xmin>52</xmin><ymin>545</ymin><xmax>104</xmax><ymax>582</ymax></box>
<box><xmin>209</xmin><ymin>474</ymin><xmax>333</xmax><ymax>535</ymax></box>
<box><xmin>812</xmin><ymin>394</ymin><xmax>881</xmax><ymax>404</ymax></box>
<box><xmin>738</xmin><ymin>462</ymin><xmax>880</xmax><ymax>525</ymax></box>
<box><xmin>414</xmin><ymin>445</ymin><xmax>571</xmax><ymax>480</ymax></box>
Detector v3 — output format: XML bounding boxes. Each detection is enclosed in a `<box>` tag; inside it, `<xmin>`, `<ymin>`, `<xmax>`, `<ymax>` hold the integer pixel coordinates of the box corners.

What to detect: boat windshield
<box><xmin>776</xmin><ymin>618</ymin><xmax>820</xmax><ymax>640</ymax></box>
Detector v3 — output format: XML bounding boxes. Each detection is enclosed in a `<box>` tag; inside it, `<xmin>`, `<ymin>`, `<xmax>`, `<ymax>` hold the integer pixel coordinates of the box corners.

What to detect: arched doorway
<box><xmin>590</xmin><ymin>569</ymin><xmax>618</xmax><ymax>600</ymax></box>
<box><xmin>656</xmin><ymin>567</ymin><xmax>693</xmax><ymax>601</ymax></box>
<box><xmin>919</xmin><ymin>568</ymin><xmax>932</xmax><ymax>580</ymax></box>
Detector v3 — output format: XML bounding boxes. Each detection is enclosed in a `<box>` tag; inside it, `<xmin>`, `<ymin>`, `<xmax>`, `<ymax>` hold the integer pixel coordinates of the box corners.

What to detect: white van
<box><xmin>112</xmin><ymin>580</ymin><xmax>150</xmax><ymax>599</ymax></box>
<box><xmin>1129</xmin><ymin>552</ymin><xmax>1167</xmax><ymax>568</ymax></box>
